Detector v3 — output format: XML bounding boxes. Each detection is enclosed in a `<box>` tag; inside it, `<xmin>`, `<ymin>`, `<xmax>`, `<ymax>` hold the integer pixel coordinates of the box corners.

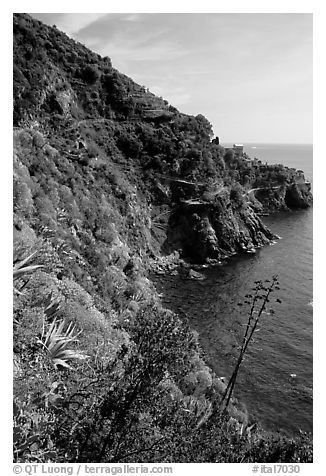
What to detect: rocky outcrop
<box><xmin>13</xmin><ymin>13</ymin><xmax>312</xmax><ymax>268</ymax></box>
<box><xmin>254</xmin><ymin>181</ymin><xmax>312</xmax><ymax>213</ymax></box>
<box><xmin>164</xmin><ymin>195</ymin><xmax>276</xmax><ymax>263</ymax></box>
<box><xmin>284</xmin><ymin>182</ymin><xmax>312</xmax><ymax>208</ymax></box>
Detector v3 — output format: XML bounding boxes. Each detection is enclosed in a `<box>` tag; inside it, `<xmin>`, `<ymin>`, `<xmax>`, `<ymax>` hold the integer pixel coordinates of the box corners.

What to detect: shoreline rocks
<box><xmin>163</xmin><ymin>198</ymin><xmax>277</xmax><ymax>263</ymax></box>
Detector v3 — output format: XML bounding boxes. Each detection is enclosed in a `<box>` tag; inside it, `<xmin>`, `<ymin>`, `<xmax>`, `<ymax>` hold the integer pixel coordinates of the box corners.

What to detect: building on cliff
<box><xmin>233</xmin><ymin>144</ymin><xmax>244</xmax><ymax>157</ymax></box>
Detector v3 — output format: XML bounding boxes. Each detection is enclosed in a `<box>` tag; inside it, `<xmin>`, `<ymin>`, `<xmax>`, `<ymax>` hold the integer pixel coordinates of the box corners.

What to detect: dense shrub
<box><xmin>230</xmin><ymin>182</ymin><xmax>244</xmax><ymax>207</ymax></box>
<box><xmin>224</xmin><ymin>148</ymin><xmax>235</xmax><ymax>162</ymax></box>
<box><xmin>80</xmin><ymin>65</ymin><xmax>100</xmax><ymax>84</ymax></box>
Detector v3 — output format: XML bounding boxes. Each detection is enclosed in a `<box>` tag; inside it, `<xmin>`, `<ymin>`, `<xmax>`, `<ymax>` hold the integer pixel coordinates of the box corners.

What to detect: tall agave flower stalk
<box><xmin>221</xmin><ymin>275</ymin><xmax>280</xmax><ymax>410</ymax></box>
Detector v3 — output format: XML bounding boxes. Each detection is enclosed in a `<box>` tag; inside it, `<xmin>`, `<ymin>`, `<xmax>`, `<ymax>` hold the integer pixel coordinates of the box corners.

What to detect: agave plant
<box><xmin>40</xmin><ymin>319</ymin><xmax>88</xmax><ymax>370</ymax></box>
<box><xmin>43</xmin><ymin>292</ymin><xmax>63</xmax><ymax>321</ymax></box>
<box><xmin>13</xmin><ymin>249</ymin><xmax>44</xmax><ymax>294</ymax></box>
<box><xmin>13</xmin><ymin>249</ymin><xmax>44</xmax><ymax>280</ymax></box>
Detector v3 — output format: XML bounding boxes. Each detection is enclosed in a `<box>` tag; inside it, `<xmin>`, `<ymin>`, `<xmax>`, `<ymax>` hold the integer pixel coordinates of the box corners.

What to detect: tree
<box><xmin>80</xmin><ymin>65</ymin><xmax>100</xmax><ymax>84</ymax></box>
<box><xmin>224</xmin><ymin>149</ymin><xmax>235</xmax><ymax>163</ymax></box>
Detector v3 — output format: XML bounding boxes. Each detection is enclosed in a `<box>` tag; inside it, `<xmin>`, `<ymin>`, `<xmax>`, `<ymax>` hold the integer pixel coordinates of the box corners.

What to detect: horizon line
<box><xmin>220</xmin><ymin>141</ymin><xmax>313</xmax><ymax>145</ymax></box>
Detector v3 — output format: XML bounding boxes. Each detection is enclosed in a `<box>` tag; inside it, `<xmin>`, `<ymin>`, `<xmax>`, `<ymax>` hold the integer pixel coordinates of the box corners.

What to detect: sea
<box><xmin>153</xmin><ymin>143</ymin><xmax>313</xmax><ymax>436</ymax></box>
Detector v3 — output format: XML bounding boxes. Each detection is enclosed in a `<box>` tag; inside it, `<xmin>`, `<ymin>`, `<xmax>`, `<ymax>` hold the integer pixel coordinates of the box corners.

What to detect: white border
<box><xmin>3</xmin><ymin>2</ymin><xmax>324</xmax><ymax>473</ymax></box>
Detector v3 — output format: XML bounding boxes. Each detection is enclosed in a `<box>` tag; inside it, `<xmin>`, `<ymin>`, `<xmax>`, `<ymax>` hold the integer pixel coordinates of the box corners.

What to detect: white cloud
<box><xmin>88</xmin><ymin>24</ymin><xmax>186</xmax><ymax>64</ymax></box>
<box><xmin>164</xmin><ymin>92</ymin><xmax>191</xmax><ymax>106</ymax></box>
<box><xmin>112</xmin><ymin>42</ymin><xmax>188</xmax><ymax>62</ymax></box>
<box><xmin>122</xmin><ymin>14</ymin><xmax>142</xmax><ymax>22</ymax></box>
<box><xmin>146</xmin><ymin>85</ymin><xmax>191</xmax><ymax>106</ymax></box>
<box><xmin>54</xmin><ymin>13</ymin><xmax>108</xmax><ymax>35</ymax></box>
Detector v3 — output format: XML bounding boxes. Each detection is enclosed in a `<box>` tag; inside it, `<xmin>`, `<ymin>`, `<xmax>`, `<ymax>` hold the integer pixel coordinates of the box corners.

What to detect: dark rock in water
<box><xmin>191</xmin><ymin>263</ymin><xmax>209</xmax><ymax>270</ymax></box>
<box><xmin>246</xmin><ymin>248</ymin><xmax>256</xmax><ymax>254</ymax></box>
<box><xmin>188</xmin><ymin>269</ymin><xmax>206</xmax><ymax>280</ymax></box>
<box><xmin>155</xmin><ymin>269</ymin><xmax>165</xmax><ymax>275</ymax></box>
<box><xmin>206</xmin><ymin>258</ymin><xmax>222</xmax><ymax>266</ymax></box>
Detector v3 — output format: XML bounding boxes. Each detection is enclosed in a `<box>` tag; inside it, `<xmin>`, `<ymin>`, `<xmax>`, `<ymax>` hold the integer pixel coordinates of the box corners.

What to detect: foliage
<box><xmin>40</xmin><ymin>318</ymin><xmax>88</xmax><ymax>369</ymax></box>
<box><xmin>13</xmin><ymin>249</ymin><xmax>43</xmax><ymax>289</ymax></box>
<box><xmin>224</xmin><ymin>148</ymin><xmax>235</xmax><ymax>162</ymax></box>
<box><xmin>79</xmin><ymin>65</ymin><xmax>100</xmax><ymax>84</ymax></box>
<box><xmin>230</xmin><ymin>182</ymin><xmax>245</xmax><ymax>208</ymax></box>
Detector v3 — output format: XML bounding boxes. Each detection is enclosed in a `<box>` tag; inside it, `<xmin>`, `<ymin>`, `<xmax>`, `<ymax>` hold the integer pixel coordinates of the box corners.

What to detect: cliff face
<box><xmin>233</xmin><ymin>157</ymin><xmax>313</xmax><ymax>215</ymax></box>
<box><xmin>13</xmin><ymin>13</ymin><xmax>311</xmax><ymax>268</ymax></box>
<box><xmin>256</xmin><ymin>182</ymin><xmax>312</xmax><ymax>212</ymax></box>
<box><xmin>151</xmin><ymin>165</ymin><xmax>311</xmax><ymax>262</ymax></box>
<box><xmin>163</xmin><ymin>190</ymin><xmax>275</xmax><ymax>263</ymax></box>
<box><xmin>254</xmin><ymin>179</ymin><xmax>312</xmax><ymax>213</ymax></box>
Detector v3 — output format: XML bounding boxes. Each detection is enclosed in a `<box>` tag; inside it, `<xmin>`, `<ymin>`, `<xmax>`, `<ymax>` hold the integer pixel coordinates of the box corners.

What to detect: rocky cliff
<box><xmin>254</xmin><ymin>181</ymin><xmax>312</xmax><ymax>212</ymax></box>
<box><xmin>163</xmin><ymin>189</ymin><xmax>275</xmax><ymax>262</ymax></box>
<box><xmin>235</xmin><ymin>157</ymin><xmax>312</xmax><ymax>214</ymax></box>
<box><xmin>13</xmin><ymin>14</ymin><xmax>313</xmax><ymax>267</ymax></box>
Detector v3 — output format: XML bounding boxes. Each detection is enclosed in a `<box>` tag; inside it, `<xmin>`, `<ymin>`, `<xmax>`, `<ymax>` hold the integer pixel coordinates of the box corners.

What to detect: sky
<box><xmin>32</xmin><ymin>13</ymin><xmax>312</xmax><ymax>144</ymax></box>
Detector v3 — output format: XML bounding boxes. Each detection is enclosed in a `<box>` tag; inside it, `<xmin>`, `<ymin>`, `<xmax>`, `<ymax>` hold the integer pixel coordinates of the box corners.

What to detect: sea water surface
<box><xmin>154</xmin><ymin>143</ymin><xmax>313</xmax><ymax>436</ymax></box>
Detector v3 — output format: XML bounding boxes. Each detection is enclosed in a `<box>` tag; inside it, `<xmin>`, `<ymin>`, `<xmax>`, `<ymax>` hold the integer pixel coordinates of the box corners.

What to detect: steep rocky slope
<box><xmin>13</xmin><ymin>14</ymin><xmax>312</xmax><ymax>265</ymax></box>
<box><xmin>13</xmin><ymin>14</ymin><xmax>312</xmax><ymax>463</ymax></box>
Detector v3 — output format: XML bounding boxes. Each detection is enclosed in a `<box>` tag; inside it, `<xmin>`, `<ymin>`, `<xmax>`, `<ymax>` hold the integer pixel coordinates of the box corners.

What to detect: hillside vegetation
<box><xmin>13</xmin><ymin>13</ymin><xmax>312</xmax><ymax>463</ymax></box>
